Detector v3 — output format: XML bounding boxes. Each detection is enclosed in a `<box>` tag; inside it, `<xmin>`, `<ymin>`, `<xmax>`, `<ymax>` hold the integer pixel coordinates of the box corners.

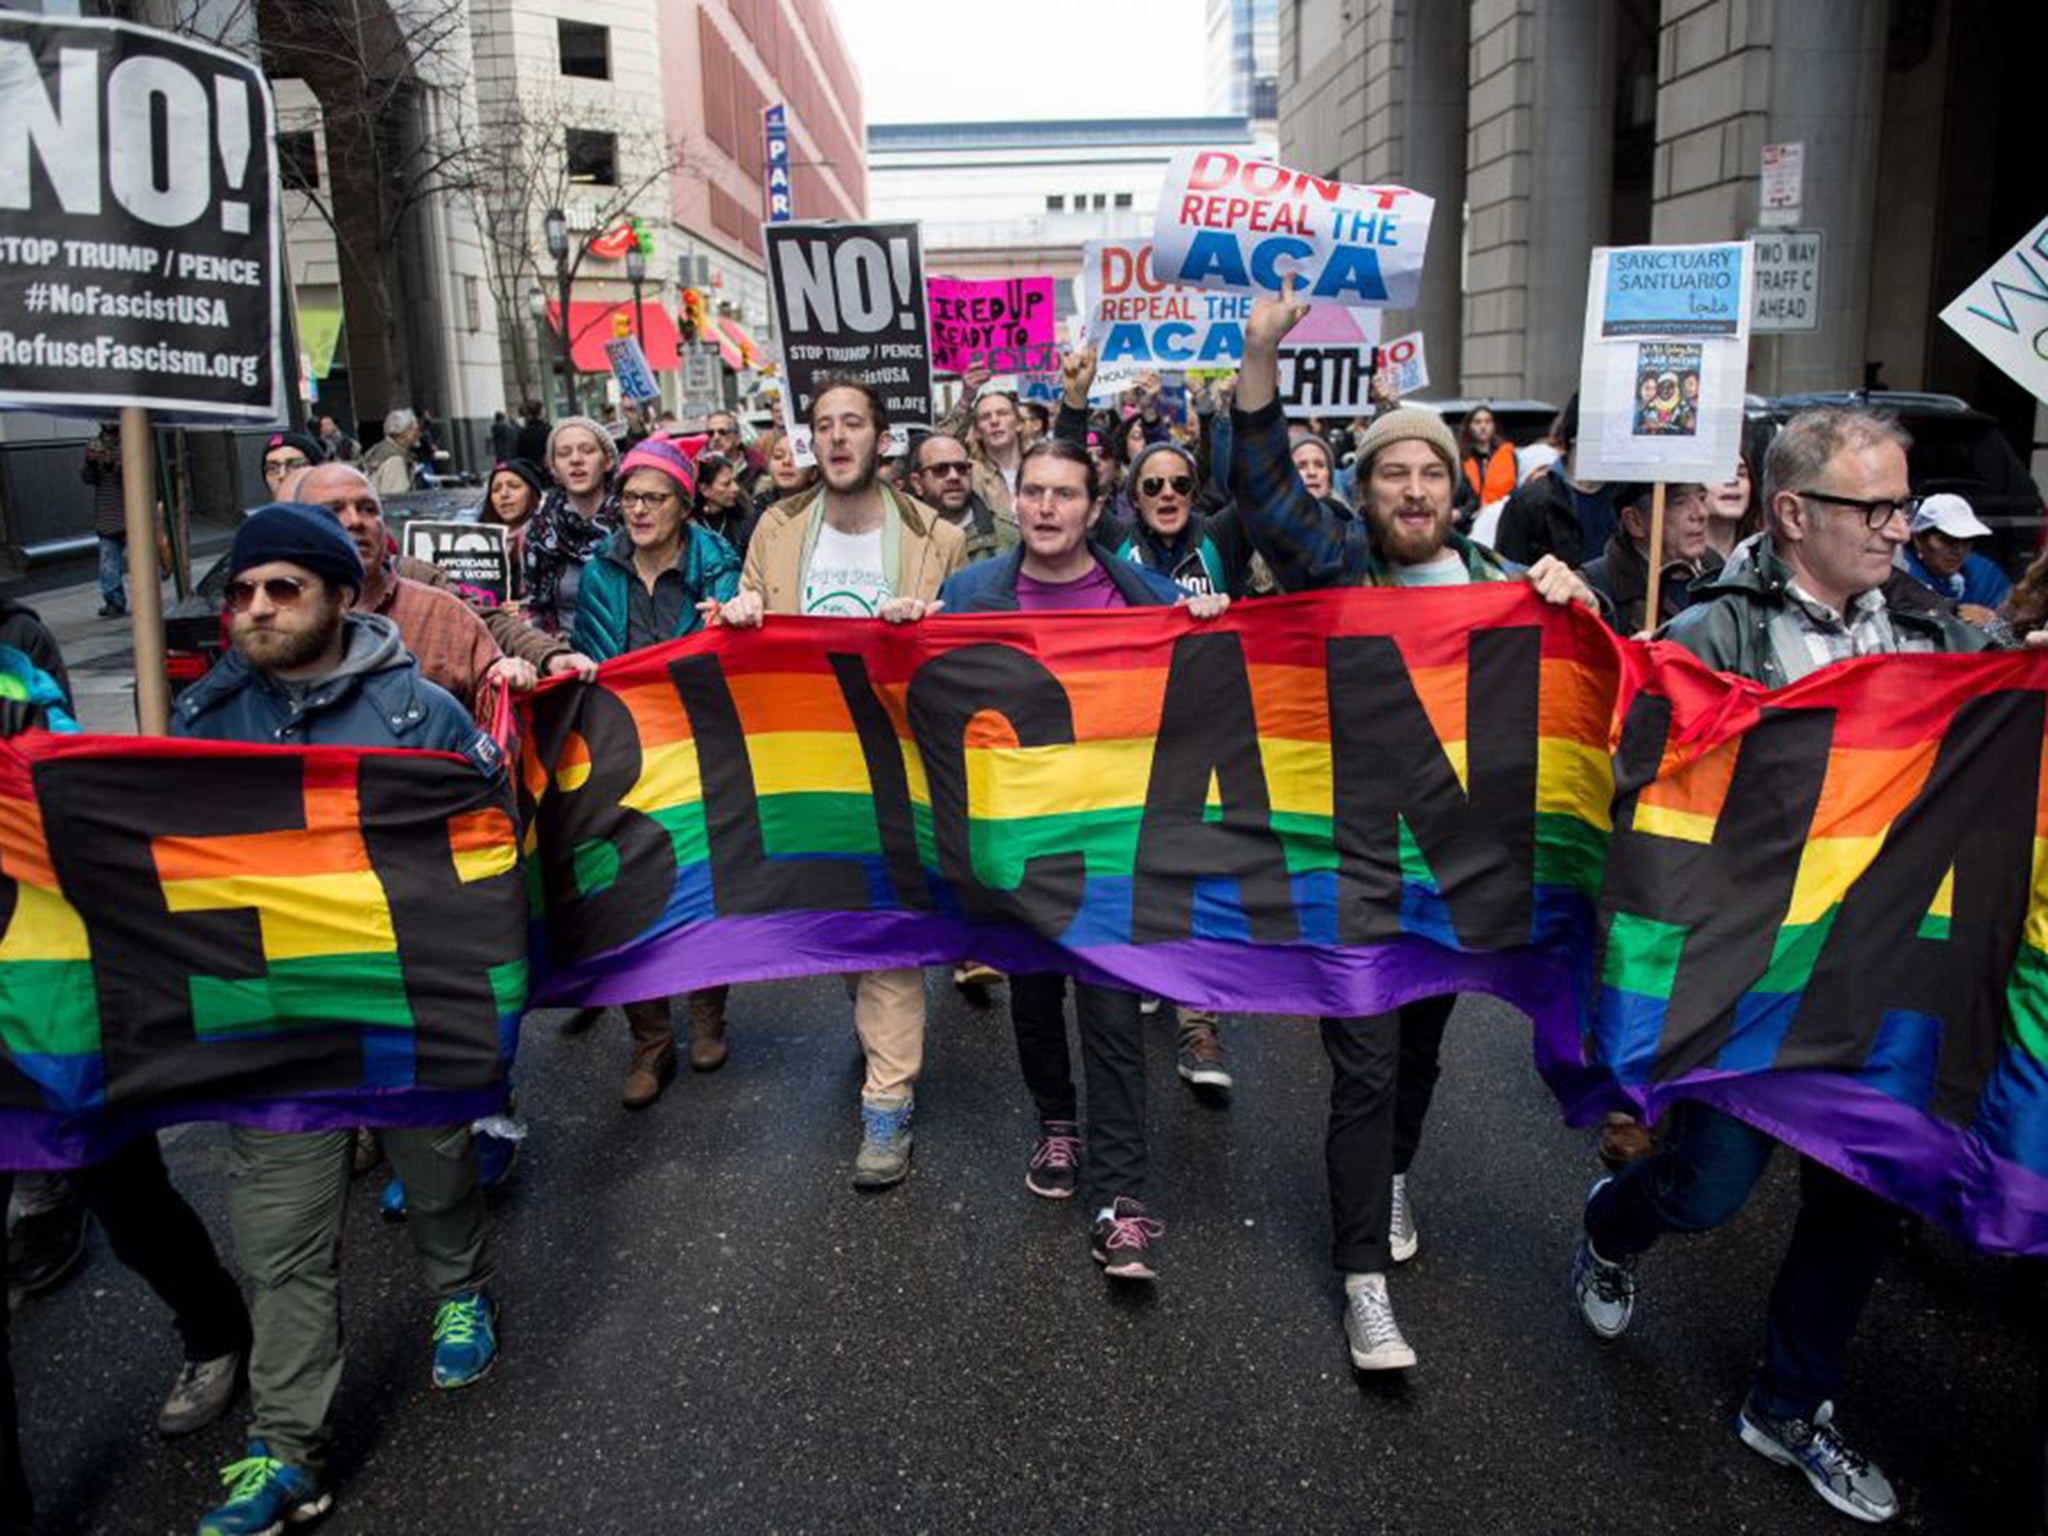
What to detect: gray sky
<box><xmin>835</xmin><ymin>0</ymin><xmax>1211</xmax><ymax>124</ymax></box>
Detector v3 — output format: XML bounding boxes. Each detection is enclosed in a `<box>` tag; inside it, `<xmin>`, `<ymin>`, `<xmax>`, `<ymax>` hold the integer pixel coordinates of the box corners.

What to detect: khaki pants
<box><xmin>851</xmin><ymin>967</ymin><xmax>925</xmax><ymax>1100</ymax></box>
<box><xmin>226</xmin><ymin>1124</ymin><xmax>489</xmax><ymax>1475</ymax></box>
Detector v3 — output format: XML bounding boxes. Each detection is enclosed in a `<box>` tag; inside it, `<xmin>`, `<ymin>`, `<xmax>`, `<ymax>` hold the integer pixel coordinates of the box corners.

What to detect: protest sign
<box><xmin>1150</xmin><ymin>148</ymin><xmax>1433</xmax><ymax>308</ymax></box>
<box><xmin>680</xmin><ymin>342</ymin><xmax>721</xmax><ymax>417</ymax></box>
<box><xmin>1374</xmin><ymin>331</ymin><xmax>1428</xmax><ymax>397</ymax></box>
<box><xmin>0</xmin><ymin>14</ymin><xmax>283</xmax><ymax>421</ymax></box>
<box><xmin>1277</xmin><ymin>346</ymin><xmax>1374</xmax><ymax>418</ymax></box>
<box><xmin>508</xmin><ymin>589</ymin><xmax>2048</xmax><ymax>1259</ymax></box>
<box><xmin>1076</xmin><ymin>238</ymin><xmax>1251</xmax><ymax>393</ymax></box>
<box><xmin>1940</xmin><ymin>212</ymin><xmax>2048</xmax><ymax>405</ymax></box>
<box><xmin>1576</xmin><ymin>242</ymin><xmax>1753</xmax><ymax>481</ymax></box>
<box><xmin>765</xmin><ymin>220</ymin><xmax>932</xmax><ymax>455</ymax></box>
<box><xmin>1751</xmin><ymin>229</ymin><xmax>1822</xmax><ymax>332</ymax></box>
<box><xmin>402</xmin><ymin>520</ymin><xmax>513</xmax><ymax>608</ymax></box>
<box><xmin>604</xmin><ymin>334</ymin><xmax>659</xmax><ymax>405</ymax></box>
<box><xmin>928</xmin><ymin>275</ymin><xmax>1056</xmax><ymax>375</ymax></box>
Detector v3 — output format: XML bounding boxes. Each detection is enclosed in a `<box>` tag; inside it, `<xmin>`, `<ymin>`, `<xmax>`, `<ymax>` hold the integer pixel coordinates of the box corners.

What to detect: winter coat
<box><xmin>938</xmin><ymin>543</ymin><xmax>1184</xmax><ymax>613</ymax></box>
<box><xmin>571</xmin><ymin>526</ymin><xmax>743</xmax><ymax>661</ymax></box>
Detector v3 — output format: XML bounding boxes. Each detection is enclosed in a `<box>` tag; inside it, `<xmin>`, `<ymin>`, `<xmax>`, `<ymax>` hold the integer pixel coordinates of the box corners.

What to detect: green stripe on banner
<box><xmin>488</xmin><ymin>958</ymin><xmax>529</xmax><ymax>1016</ymax></box>
<box><xmin>572</xmin><ymin>838</ymin><xmax>620</xmax><ymax>897</ymax></box>
<box><xmin>1536</xmin><ymin>812</ymin><xmax>1608</xmax><ymax>896</ymax></box>
<box><xmin>2006</xmin><ymin>946</ymin><xmax>2048</xmax><ymax>1065</ymax></box>
<box><xmin>0</xmin><ymin>959</ymin><xmax>100</xmax><ymax>1058</ymax></box>
<box><xmin>760</xmin><ymin>792</ymin><xmax>885</xmax><ymax>858</ymax></box>
<box><xmin>1758</xmin><ymin>909</ymin><xmax>1837</xmax><ymax>996</ymax></box>
<box><xmin>651</xmin><ymin>803</ymin><xmax>709</xmax><ymax>869</ymax></box>
<box><xmin>1600</xmin><ymin>910</ymin><xmax>1688</xmax><ymax>999</ymax></box>
<box><xmin>191</xmin><ymin>953</ymin><xmax>414</xmax><ymax>1033</ymax></box>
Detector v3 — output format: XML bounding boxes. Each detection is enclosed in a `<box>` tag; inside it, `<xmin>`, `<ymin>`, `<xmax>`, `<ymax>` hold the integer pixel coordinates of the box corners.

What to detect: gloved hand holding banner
<box><xmin>1149</xmin><ymin>148</ymin><xmax>1434</xmax><ymax>308</ymax></box>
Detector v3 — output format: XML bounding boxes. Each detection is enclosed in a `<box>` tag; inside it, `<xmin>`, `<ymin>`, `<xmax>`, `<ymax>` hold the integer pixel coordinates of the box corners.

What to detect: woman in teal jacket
<box><xmin>568</xmin><ymin>437</ymin><xmax>742</xmax><ymax>1108</ymax></box>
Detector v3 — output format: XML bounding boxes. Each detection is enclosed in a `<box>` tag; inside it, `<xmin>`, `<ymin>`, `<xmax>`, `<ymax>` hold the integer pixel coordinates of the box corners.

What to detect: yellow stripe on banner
<box><xmin>0</xmin><ymin>882</ymin><xmax>89</xmax><ymax>963</ymax></box>
<box><xmin>966</xmin><ymin>738</ymin><xmax>1154</xmax><ymax>822</ymax></box>
<box><xmin>1785</xmin><ymin>834</ymin><xmax>1884</xmax><ymax>927</ymax></box>
<box><xmin>1537</xmin><ymin>738</ymin><xmax>1614</xmax><ymax>832</ymax></box>
<box><xmin>2026</xmin><ymin>840</ymin><xmax>2048</xmax><ymax>952</ymax></box>
<box><xmin>745</xmin><ymin>732</ymin><xmax>875</xmax><ymax>798</ymax></box>
<box><xmin>1631</xmin><ymin>802</ymin><xmax>1716</xmax><ymax>844</ymax></box>
<box><xmin>1928</xmin><ymin>865</ymin><xmax>1955</xmax><ymax>922</ymax></box>
<box><xmin>453</xmin><ymin>843</ymin><xmax>518</xmax><ymax>884</ymax></box>
<box><xmin>621</xmin><ymin>739</ymin><xmax>703</xmax><ymax>817</ymax></box>
<box><xmin>163</xmin><ymin>872</ymin><xmax>396</xmax><ymax>961</ymax></box>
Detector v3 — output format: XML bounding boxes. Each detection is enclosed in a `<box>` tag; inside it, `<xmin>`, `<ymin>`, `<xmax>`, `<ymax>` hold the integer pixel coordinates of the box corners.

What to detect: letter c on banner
<box><xmin>1248</xmin><ymin>236</ymin><xmax>1313</xmax><ymax>291</ymax></box>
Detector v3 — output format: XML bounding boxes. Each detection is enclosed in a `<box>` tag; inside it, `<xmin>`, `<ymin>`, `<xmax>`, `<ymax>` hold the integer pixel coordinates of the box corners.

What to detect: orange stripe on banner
<box><xmin>731</xmin><ymin>672</ymin><xmax>853</xmax><ymax>736</ymax></box>
<box><xmin>447</xmin><ymin>806</ymin><xmax>517</xmax><ymax>855</ymax></box>
<box><xmin>1808</xmin><ymin>745</ymin><xmax>1937</xmax><ymax>839</ymax></box>
<box><xmin>0</xmin><ymin>796</ymin><xmax>55</xmax><ymax>889</ymax></box>
<box><xmin>1639</xmin><ymin>733</ymin><xmax>1742</xmax><ymax>820</ymax></box>
<box><xmin>151</xmin><ymin>779</ymin><xmax>370</xmax><ymax>882</ymax></box>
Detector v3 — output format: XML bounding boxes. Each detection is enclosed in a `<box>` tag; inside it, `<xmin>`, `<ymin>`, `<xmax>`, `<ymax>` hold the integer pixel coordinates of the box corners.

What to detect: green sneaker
<box><xmin>431</xmin><ymin>1290</ymin><xmax>498</xmax><ymax>1390</ymax></box>
<box><xmin>195</xmin><ymin>1442</ymin><xmax>330</xmax><ymax>1535</ymax></box>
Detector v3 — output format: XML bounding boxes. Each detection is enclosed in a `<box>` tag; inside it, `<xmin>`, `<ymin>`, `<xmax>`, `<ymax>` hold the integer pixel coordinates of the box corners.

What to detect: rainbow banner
<box><xmin>0</xmin><ymin>734</ymin><xmax>527</xmax><ymax>1166</ymax></box>
<box><xmin>518</xmin><ymin>587</ymin><xmax>2048</xmax><ymax>1256</ymax></box>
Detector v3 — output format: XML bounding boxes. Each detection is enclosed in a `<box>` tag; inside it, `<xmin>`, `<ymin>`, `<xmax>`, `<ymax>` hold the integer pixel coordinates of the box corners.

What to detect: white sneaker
<box><xmin>1343</xmin><ymin>1275</ymin><xmax>1416</xmax><ymax>1371</ymax></box>
<box><xmin>1389</xmin><ymin>1174</ymin><xmax>1418</xmax><ymax>1263</ymax></box>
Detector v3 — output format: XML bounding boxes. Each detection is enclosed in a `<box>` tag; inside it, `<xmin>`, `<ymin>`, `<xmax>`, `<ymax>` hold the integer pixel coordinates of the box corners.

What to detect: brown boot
<box><xmin>687</xmin><ymin>986</ymin><xmax>730</xmax><ymax>1072</ymax></box>
<box><xmin>621</xmin><ymin>999</ymin><xmax>676</xmax><ymax>1109</ymax></box>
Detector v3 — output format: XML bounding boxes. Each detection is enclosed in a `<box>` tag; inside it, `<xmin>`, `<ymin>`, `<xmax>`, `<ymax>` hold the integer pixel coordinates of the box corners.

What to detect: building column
<box><xmin>1651</xmin><ymin>0</ymin><xmax>1887</xmax><ymax>394</ymax></box>
<box><xmin>1463</xmin><ymin>0</ymin><xmax>1613</xmax><ymax>404</ymax></box>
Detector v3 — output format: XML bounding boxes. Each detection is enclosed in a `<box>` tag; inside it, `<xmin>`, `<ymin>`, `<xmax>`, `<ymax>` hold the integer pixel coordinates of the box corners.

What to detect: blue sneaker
<box><xmin>196</xmin><ymin>1442</ymin><xmax>330</xmax><ymax>1535</ymax></box>
<box><xmin>431</xmin><ymin>1290</ymin><xmax>498</xmax><ymax>1390</ymax></box>
<box><xmin>378</xmin><ymin>1176</ymin><xmax>406</xmax><ymax>1222</ymax></box>
<box><xmin>1735</xmin><ymin>1394</ymin><xmax>1898</xmax><ymax>1523</ymax></box>
<box><xmin>475</xmin><ymin>1124</ymin><xmax>520</xmax><ymax>1191</ymax></box>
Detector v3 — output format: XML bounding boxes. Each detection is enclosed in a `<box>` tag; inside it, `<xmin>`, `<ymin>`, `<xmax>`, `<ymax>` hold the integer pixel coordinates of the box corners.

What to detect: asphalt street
<box><xmin>9</xmin><ymin>980</ymin><xmax>2040</xmax><ymax>1535</ymax></box>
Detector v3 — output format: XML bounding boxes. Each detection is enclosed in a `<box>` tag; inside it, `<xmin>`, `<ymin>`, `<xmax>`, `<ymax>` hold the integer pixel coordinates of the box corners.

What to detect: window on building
<box><xmin>278</xmin><ymin>129</ymin><xmax>318</xmax><ymax>192</ymax></box>
<box><xmin>565</xmin><ymin>129</ymin><xmax>618</xmax><ymax>186</ymax></box>
<box><xmin>462</xmin><ymin>275</ymin><xmax>482</xmax><ymax>334</ymax></box>
<box><xmin>1092</xmin><ymin>193</ymin><xmax>1107</xmax><ymax>210</ymax></box>
<box><xmin>1046</xmin><ymin>194</ymin><xmax>1065</xmax><ymax>211</ymax></box>
<box><xmin>1113</xmin><ymin>192</ymin><xmax>1132</xmax><ymax>208</ymax></box>
<box><xmin>558</xmin><ymin>21</ymin><xmax>610</xmax><ymax>79</ymax></box>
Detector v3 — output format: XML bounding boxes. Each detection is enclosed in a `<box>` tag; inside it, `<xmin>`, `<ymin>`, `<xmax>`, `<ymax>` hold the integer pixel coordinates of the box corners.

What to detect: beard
<box><xmin>233</xmin><ymin>599</ymin><xmax>344</xmax><ymax>673</ymax></box>
<box><xmin>1367</xmin><ymin>501</ymin><xmax>1454</xmax><ymax>565</ymax></box>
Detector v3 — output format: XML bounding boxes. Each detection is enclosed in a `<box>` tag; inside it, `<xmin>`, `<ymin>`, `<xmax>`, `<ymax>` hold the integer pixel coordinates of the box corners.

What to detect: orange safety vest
<box><xmin>1464</xmin><ymin>442</ymin><xmax>1517</xmax><ymax>504</ymax></box>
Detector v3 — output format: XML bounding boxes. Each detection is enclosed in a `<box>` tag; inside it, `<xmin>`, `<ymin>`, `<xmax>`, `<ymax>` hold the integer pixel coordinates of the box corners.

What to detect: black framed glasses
<box><xmin>1140</xmin><ymin>475</ymin><xmax>1195</xmax><ymax>498</ymax></box>
<box><xmin>619</xmin><ymin>490</ymin><xmax>678</xmax><ymax>512</ymax></box>
<box><xmin>1793</xmin><ymin>489</ymin><xmax>1920</xmax><ymax>529</ymax></box>
<box><xmin>262</xmin><ymin>456</ymin><xmax>310</xmax><ymax>477</ymax></box>
<box><xmin>226</xmin><ymin>575</ymin><xmax>311</xmax><ymax>611</ymax></box>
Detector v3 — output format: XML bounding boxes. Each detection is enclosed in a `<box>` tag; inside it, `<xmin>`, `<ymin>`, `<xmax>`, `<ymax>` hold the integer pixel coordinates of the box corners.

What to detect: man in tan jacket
<box><xmin>712</xmin><ymin>376</ymin><xmax>965</xmax><ymax>1189</ymax></box>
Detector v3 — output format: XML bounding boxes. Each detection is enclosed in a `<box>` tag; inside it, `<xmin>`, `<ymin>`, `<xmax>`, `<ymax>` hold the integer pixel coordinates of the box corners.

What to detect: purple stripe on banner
<box><xmin>0</xmin><ymin>1088</ymin><xmax>508</xmax><ymax>1171</ymax></box>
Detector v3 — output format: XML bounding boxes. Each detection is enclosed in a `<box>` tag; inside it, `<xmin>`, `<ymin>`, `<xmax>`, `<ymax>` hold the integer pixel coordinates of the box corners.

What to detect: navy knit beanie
<box><xmin>230</xmin><ymin>502</ymin><xmax>365</xmax><ymax>596</ymax></box>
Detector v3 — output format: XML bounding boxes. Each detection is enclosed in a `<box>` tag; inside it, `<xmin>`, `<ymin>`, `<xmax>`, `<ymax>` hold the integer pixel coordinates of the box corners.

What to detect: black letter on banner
<box><xmin>828</xmin><ymin>652</ymin><xmax>934</xmax><ymax>910</ymax></box>
<box><xmin>1785</xmin><ymin>689</ymin><xmax>2041</xmax><ymax>1123</ymax></box>
<box><xmin>668</xmin><ymin>653</ymin><xmax>873</xmax><ymax>915</ymax></box>
<box><xmin>358</xmin><ymin>756</ymin><xmax>526</xmax><ymax>1090</ymax></box>
<box><xmin>1131</xmin><ymin>631</ymin><xmax>1298</xmax><ymax>943</ymax></box>
<box><xmin>1595</xmin><ymin>699</ymin><xmax>1833</xmax><ymax>1077</ymax></box>
<box><xmin>32</xmin><ymin>756</ymin><xmax>366</xmax><ymax>1109</ymax></box>
<box><xmin>905</xmin><ymin>643</ymin><xmax>1084</xmax><ymax>931</ymax></box>
<box><xmin>522</xmin><ymin>682</ymin><xmax>675</xmax><ymax>969</ymax></box>
<box><xmin>1327</xmin><ymin>627</ymin><xmax>1540</xmax><ymax>948</ymax></box>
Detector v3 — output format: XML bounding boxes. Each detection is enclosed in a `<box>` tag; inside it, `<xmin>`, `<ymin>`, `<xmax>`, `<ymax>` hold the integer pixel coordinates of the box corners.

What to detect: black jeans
<box><xmin>1011</xmin><ymin>973</ymin><xmax>1148</xmax><ymax>1206</ymax></box>
<box><xmin>0</xmin><ymin>1172</ymin><xmax>25</xmax><ymax>1535</ymax></box>
<box><xmin>1585</xmin><ymin>1101</ymin><xmax>1895</xmax><ymax>1419</ymax></box>
<box><xmin>1323</xmin><ymin>995</ymin><xmax>1458</xmax><ymax>1273</ymax></box>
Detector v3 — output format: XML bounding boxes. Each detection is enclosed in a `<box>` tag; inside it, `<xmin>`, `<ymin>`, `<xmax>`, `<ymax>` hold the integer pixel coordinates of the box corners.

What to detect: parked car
<box><xmin>1755</xmin><ymin>391</ymin><xmax>2045</xmax><ymax>573</ymax></box>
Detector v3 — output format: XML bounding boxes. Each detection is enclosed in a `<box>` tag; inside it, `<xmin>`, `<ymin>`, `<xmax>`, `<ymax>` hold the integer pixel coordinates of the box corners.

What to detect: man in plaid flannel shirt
<box><xmin>1227</xmin><ymin>280</ymin><xmax>1598</xmax><ymax>1378</ymax></box>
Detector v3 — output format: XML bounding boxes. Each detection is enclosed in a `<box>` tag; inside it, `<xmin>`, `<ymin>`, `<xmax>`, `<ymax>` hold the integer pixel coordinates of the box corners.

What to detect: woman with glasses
<box><xmin>569</xmin><ymin>437</ymin><xmax>743</xmax><ymax>1107</ymax></box>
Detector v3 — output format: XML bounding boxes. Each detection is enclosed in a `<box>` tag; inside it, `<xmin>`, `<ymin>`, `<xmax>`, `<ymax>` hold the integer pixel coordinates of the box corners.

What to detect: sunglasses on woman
<box><xmin>1139</xmin><ymin>475</ymin><xmax>1195</xmax><ymax>498</ymax></box>
<box><xmin>225</xmin><ymin>575</ymin><xmax>311</xmax><ymax>611</ymax></box>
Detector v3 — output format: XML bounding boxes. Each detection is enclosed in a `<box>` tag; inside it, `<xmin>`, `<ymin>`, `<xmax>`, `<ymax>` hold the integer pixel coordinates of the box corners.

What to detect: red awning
<box><xmin>547</xmin><ymin>300</ymin><xmax>682</xmax><ymax>373</ymax></box>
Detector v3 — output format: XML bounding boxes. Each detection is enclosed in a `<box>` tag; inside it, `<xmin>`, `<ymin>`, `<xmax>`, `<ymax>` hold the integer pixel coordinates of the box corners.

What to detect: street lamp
<box><xmin>543</xmin><ymin>207</ymin><xmax>577</xmax><ymax>414</ymax></box>
<box><xmin>624</xmin><ymin>242</ymin><xmax>646</xmax><ymax>348</ymax></box>
<box><xmin>526</xmin><ymin>286</ymin><xmax>549</xmax><ymax>414</ymax></box>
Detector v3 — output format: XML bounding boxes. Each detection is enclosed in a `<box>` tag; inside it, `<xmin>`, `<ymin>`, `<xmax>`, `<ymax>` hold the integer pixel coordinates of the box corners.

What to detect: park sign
<box><xmin>1150</xmin><ymin>149</ymin><xmax>1433</xmax><ymax>309</ymax></box>
<box><xmin>0</xmin><ymin>14</ymin><xmax>284</xmax><ymax>422</ymax></box>
<box><xmin>1940</xmin><ymin>211</ymin><xmax>2048</xmax><ymax>406</ymax></box>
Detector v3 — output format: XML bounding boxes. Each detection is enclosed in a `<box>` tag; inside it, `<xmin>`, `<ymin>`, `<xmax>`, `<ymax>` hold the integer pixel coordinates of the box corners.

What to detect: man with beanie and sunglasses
<box><xmin>1229</xmin><ymin>278</ymin><xmax>1597</xmax><ymax>1377</ymax></box>
<box><xmin>173</xmin><ymin>504</ymin><xmax>503</xmax><ymax>1536</ymax></box>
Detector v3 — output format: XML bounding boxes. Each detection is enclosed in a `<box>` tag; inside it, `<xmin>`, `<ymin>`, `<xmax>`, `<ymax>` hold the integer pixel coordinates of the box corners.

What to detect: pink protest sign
<box><xmin>928</xmin><ymin>276</ymin><xmax>1057</xmax><ymax>375</ymax></box>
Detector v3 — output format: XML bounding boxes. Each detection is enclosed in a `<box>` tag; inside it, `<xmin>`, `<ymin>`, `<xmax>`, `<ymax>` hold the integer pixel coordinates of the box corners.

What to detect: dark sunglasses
<box><xmin>226</xmin><ymin>575</ymin><xmax>311</xmax><ymax>611</ymax></box>
<box><xmin>1140</xmin><ymin>475</ymin><xmax>1195</xmax><ymax>498</ymax></box>
<box><xmin>921</xmin><ymin>460</ymin><xmax>973</xmax><ymax>478</ymax></box>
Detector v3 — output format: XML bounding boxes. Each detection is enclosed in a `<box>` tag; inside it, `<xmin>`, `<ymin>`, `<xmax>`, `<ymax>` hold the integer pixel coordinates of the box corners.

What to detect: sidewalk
<box><xmin>5</xmin><ymin>524</ymin><xmax>234</xmax><ymax>736</ymax></box>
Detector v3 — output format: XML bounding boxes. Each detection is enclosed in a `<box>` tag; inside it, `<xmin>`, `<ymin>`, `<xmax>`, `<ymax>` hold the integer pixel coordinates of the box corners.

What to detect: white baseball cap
<box><xmin>1910</xmin><ymin>492</ymin><xmax>1992</xmax><ymax>540</ymax></box>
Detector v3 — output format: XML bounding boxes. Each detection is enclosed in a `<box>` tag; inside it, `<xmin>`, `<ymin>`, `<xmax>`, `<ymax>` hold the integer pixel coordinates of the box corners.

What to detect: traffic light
<box><xmin>633</xmin><ymin>217</ymin><xmax>654</xmax><ymax>256</ymax></box>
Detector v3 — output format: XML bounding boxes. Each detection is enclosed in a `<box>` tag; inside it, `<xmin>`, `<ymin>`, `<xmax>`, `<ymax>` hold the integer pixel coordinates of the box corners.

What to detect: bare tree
<box><xmin>467</xmin><ymin>93</ymin><xmax>695</xmax><ymax>417</ymax></box>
